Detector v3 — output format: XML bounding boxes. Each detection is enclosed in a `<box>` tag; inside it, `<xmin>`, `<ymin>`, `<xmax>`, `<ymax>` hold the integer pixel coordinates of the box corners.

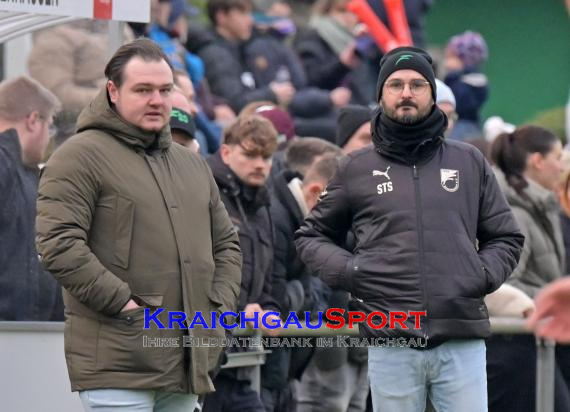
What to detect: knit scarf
<box><xmin>371</xmin><ymin>106</ymin><xmax>448</xmax><ymax>165</ymax></box>
<box><xmin>309</xmin><ymin>15</ymin><xmax>354</xmax><ymax>56</ymax></box>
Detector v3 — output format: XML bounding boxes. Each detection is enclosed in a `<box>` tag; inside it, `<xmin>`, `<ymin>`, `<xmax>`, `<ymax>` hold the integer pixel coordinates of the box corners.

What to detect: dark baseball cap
<box><xmin>170</xmin><ymin>107</ymin><xmax>196</xmax><ymax>140</ymax></box>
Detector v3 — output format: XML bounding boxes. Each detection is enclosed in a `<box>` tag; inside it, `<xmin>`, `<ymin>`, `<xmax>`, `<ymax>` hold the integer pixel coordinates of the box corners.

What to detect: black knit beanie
<box><xmin>336</xmin><ymin>105</ymin><xmax>372</xmax><ymax>148</ymax></box>
<box><xmin>376</xmin><ymin>46</ymin><xmax>436</xmax><ymax>102</ymax></box>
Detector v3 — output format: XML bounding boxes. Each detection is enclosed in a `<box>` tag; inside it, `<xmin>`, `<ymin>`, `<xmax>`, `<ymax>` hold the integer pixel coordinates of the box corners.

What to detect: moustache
<box><xmin>249</xmin><ymin>172</ymin><xmax>266</xmax><ymax>178</ymax></box>
<box><xmin>397</xmin><ymin>100</ymin><xmax>418</xmax><ymax>109</ymax></box>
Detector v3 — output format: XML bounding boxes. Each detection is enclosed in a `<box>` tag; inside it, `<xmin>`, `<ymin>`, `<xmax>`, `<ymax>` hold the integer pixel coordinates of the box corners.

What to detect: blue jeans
<box><xmin>368</xmin><ymin>339</ymin><xmax>487</xmax><ymax>412</ymax></box>
<box><xmin>79</xmin><ymin>389</ymin><xmax>198</xmax><ymax>412</ymax></box>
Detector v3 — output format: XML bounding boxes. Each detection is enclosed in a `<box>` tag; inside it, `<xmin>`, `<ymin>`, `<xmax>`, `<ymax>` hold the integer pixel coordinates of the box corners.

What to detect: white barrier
<box><xmin>0</xmin><ymin>322</ymin><xmax>81</xmax><ymax>411</ymax></box>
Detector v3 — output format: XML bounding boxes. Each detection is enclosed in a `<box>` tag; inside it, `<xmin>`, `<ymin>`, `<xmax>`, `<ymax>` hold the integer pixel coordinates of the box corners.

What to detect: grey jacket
<box><xmin>496</xmin><ymin>171</ymin><xmax>565</xmax><ymax>298</ymax></box>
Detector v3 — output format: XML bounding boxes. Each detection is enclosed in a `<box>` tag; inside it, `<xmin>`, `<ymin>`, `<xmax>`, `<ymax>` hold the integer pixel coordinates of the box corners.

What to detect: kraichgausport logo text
<box><xmin>143</xmin><ymin>308</ymin><xmax>426</xmax><ymax>330</ymax></box>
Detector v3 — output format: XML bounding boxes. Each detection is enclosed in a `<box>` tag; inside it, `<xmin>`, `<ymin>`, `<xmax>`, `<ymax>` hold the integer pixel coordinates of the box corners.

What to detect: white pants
<box><xmin>79</xmin><ymin>388</ymin><xmax>198</xmax><ymax>412</ymax></box>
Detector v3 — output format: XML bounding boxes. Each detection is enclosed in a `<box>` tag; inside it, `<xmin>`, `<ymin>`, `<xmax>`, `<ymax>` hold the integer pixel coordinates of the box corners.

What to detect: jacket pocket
<box><xmin>96</xmin><ymin>306</ymin><xmax>163</xmax><ymax>373</ymax></box>
<box><xmin>344</xmin><ymin>256</ymin><xmax>359</xmax><ymax>296</ymax></box>
<box><xmin>458</xmin><ymin>247</ymin><xmax>491</xmax><ymax>298</ymax></box>
<box><xmin>471</xmin><ymin>254</ymin><xmax>491</xmax><ymax>297</ymax></box>
<box><xmin>480</xmin><ymin>265</ymin><xmax>493</xmax><ymax>295</ymax></box>
<box><xmin>113</xmin><ymin>194</ymin><xmax>135</xmax><ymax>269</ymax></box>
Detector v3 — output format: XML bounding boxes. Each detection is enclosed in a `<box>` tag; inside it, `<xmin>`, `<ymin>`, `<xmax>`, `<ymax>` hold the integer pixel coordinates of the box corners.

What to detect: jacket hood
<box><xmin>76</xmin><ymin>87</ymin><xmax>171</xmax><ymax>151</ymax></box>
<box><xmin>207</xmin><ymin>150</ymin><xmax>240</xmax><ymax>193</ymax></box>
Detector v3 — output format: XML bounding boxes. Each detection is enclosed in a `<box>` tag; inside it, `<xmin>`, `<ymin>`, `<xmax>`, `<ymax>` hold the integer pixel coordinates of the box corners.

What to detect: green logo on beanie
<box><xmin>171</xmin><ymin>109</ymin><xmax>189</xmax><ymax>124</ymax></box>
<box><xmin>395</xmin><ymin>54</ymin><xmax>413</xmax><ymax>65</ymax></box>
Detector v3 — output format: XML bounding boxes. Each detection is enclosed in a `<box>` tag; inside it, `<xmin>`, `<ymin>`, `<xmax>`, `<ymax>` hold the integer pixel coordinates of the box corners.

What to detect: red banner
<box><xmin>384</xmin><ymin>0</ymin><xmax>413</xmax><ymax>46</ymax></box>
<box><xmin>347</xmin><ymin>0</ymin><xmax>399</xmax><ymax>53</ymax></box>
<box><xmin>93</xmin><ymin>0</ymin><xmax>113</xmax><ymax>20</ymax></box>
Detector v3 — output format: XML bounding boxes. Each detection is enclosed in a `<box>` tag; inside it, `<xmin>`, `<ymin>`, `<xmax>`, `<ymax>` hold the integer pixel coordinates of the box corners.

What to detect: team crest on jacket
<box><xmin>441</xmin><ymin>169</ymin><xmax>459</xmax><ymax>192</ymax></box>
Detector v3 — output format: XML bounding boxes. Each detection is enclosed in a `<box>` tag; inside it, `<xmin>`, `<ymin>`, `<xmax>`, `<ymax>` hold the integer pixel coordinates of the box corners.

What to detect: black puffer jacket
<box><xmin>295</xmin><ymin>140</ymin><xmax>524</xmax><ymax>341</ymax></box>
<box><xmin>207</xmin><ymin>152</ymin><xmax>278</xmax><ymax>313</ymax></box>
<box><xmin>294</xmin><ymin>29</ymin><xmax>373</xmax><ymax>105</ymax></box>
<box><xmin>271</xmin><ymin>170</ymin><xmax>320</xmax><ymax>314</ymax></box>
<box><xmin>187</xmin><ymin>26</ymin><xmax>276</xmax><ymax>113</ymax></box>
<box><xmin>294</xmin><ymin>29</ymin><xmax>351</xmax><ymax>91</ymax></box>
<box><xmin>244</xmin><ymin>33</ymin><xmax>334</xmax><ymax>119</ymax></box>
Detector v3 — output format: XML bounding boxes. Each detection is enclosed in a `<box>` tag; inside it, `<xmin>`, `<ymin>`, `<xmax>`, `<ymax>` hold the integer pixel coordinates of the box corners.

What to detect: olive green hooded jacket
<box><xmin>36</xmin><ymin>88</ymin><xmax>242</xmax><ymax>394</ymax></box>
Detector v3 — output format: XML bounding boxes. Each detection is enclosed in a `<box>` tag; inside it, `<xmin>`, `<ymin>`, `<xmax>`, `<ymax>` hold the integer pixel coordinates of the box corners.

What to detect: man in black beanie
<box><xmin>336</xmin><ymin>104</ymin><xmax>373</xmax><ymax>154</ymax></box>
<box><xmin>296</xmin><ymin>46</ymin><xmax>524</xmax><ymax>412</ymax></box>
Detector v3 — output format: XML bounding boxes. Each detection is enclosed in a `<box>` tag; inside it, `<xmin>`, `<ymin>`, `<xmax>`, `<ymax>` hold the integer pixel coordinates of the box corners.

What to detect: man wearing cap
<box><xmin>295</xmin><ymin>46</ymin><xmax>524</xmax><ymax>411</ymax></box>
<box><xmin>170</xmin><ymin>106</ymin><xmax>200</xmax><ymax>153</ymax></box>
<box><xmin>336</xmin><ymin>104</ymin><xmax>373</xmax><ymax>154</ymax></box>
<box><xmin>170</xmin><ymin>88</ymin><xmax>200</xmax><ymax>153</ymax></box>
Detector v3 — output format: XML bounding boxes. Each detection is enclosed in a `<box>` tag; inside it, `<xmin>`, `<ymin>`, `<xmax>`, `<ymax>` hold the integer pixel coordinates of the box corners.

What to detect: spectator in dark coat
<box><xmin>295</xmin><ymin>105</ymin><xmax>372</xmax><ymax>412</ymax></box>
<box><xmin>239</xmin><ymin>101</ymin><xmax>297</xmax><ymax>182</ymax></box>
<box><xmin>187</xmin><ymin>0</ymin><xmax>294</xmax><ymax>114</ymax></box>
<box><xmin>270</xmin><ymin>152</ymin><xmax>341</xmax><ymax>316</ymax></box>
<box><xmin>188</xmin><ymin>0</ymin><xmax>351</xmax><ymax>141</ymax></box>
<box><xmin>294</xmin><ymin>0</ymin><xmax>375</xmax><ymax>105</ymax></box>
<box><xmin>0</xmin><ymin>76</ymin><xmax>62</xmax><ymax>321</ymax></box>
<box><xmin>444</xmin><ymin>31</ymin><xmax>489</xmax><ymax>141</ymax></box>
<box><xmin>336</xmin><ymin>104</ymin><xmax>372</xmax><ymax>154</ymax></box>
<box><xmin>244</xmin><ymin>30</ymin><xmax>351</xmax><ymax>140</ymax></box>
<box><xmin>262</xmin><ymin>151</ymin><xmax>342</xmax><ymax>412</ymax></box>
<box><xmin>295</xmin><ymin>46</ymin><xmax>523</xmax><ymax>412</ymax></box>
<box><xmin>203</xmin><ymin>115</ymin><xmax>282</xmax><ymax>412</ymax></box>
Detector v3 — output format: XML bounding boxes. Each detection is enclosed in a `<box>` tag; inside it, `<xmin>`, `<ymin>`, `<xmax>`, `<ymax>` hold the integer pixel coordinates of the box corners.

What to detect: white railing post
<box><xmin>536</xmin><ymin>337</ymin><xmax>556</xmax><ymax>412</ymax></box>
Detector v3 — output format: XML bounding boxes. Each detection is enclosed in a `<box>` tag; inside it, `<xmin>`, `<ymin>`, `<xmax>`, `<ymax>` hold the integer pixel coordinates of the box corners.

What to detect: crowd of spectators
<box><xmin>0</xmin><ymin>0</ymin><xmax>569</xmax><ymax>411</ymax></box>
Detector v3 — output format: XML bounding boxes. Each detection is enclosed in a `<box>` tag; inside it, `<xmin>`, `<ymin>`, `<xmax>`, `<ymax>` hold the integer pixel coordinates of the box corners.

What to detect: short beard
<box><xmin>381</xmin><ymin>100</ymin><xmax>433</xmax><ymax>125</ymax></box>
<box><xmin>398</xmin><ymin>113</ymin><xmax>424</xmax><ymax>124</ymax></box>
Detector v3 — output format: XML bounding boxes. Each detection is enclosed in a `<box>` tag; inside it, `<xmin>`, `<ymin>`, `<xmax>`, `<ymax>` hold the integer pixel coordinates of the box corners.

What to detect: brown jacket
<box><xmin>36</xmin><ymin>88</ymin><xmax>242</xmax><ymax>394</ymax></box>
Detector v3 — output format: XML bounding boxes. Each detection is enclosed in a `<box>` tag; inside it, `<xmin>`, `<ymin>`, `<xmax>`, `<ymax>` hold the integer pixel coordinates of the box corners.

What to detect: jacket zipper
<box><xmin>412</xmin><ymin>164</ymin><xmax>430</xmax><ymax>341</ymax></box>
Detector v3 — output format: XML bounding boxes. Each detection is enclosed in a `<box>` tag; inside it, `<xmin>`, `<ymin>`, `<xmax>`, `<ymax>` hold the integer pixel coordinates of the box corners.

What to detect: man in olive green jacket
<box><xmin>36</xmin><ymin>39</ymin><xmax>242</xmax><ymax>411</ymax></box>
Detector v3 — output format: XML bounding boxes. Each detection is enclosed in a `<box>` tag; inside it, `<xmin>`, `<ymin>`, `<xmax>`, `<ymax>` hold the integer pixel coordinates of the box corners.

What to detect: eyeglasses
<box><xmin>384</xmin><ymin>80</ymin><xmax>430</xmax><ymax>97</ymax></box>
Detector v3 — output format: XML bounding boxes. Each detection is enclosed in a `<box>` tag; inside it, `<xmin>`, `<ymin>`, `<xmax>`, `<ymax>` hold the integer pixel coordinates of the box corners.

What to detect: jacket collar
<box><xmin>494</xmin><ymin>167</ymin><xmax>558</xmax><ymax>213</ymax></box>
<box><xmin>522</xmin><ymin>179</ymin><xmax>559</xmax><ymax>213</ymax></box>
<box><xmin>75</xmin><ymin>88</ymin><xmax>172</xmax><ymax>152</ymax></box>
<box><xmin>272</xmin><ymin>169</ymin><xmax>305</xmax><ymax>224</ymax></box>
<box><xmin>0</xmin><ymin>128</ymin><xmax>22</xmax><ymax>161</ymax></box>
